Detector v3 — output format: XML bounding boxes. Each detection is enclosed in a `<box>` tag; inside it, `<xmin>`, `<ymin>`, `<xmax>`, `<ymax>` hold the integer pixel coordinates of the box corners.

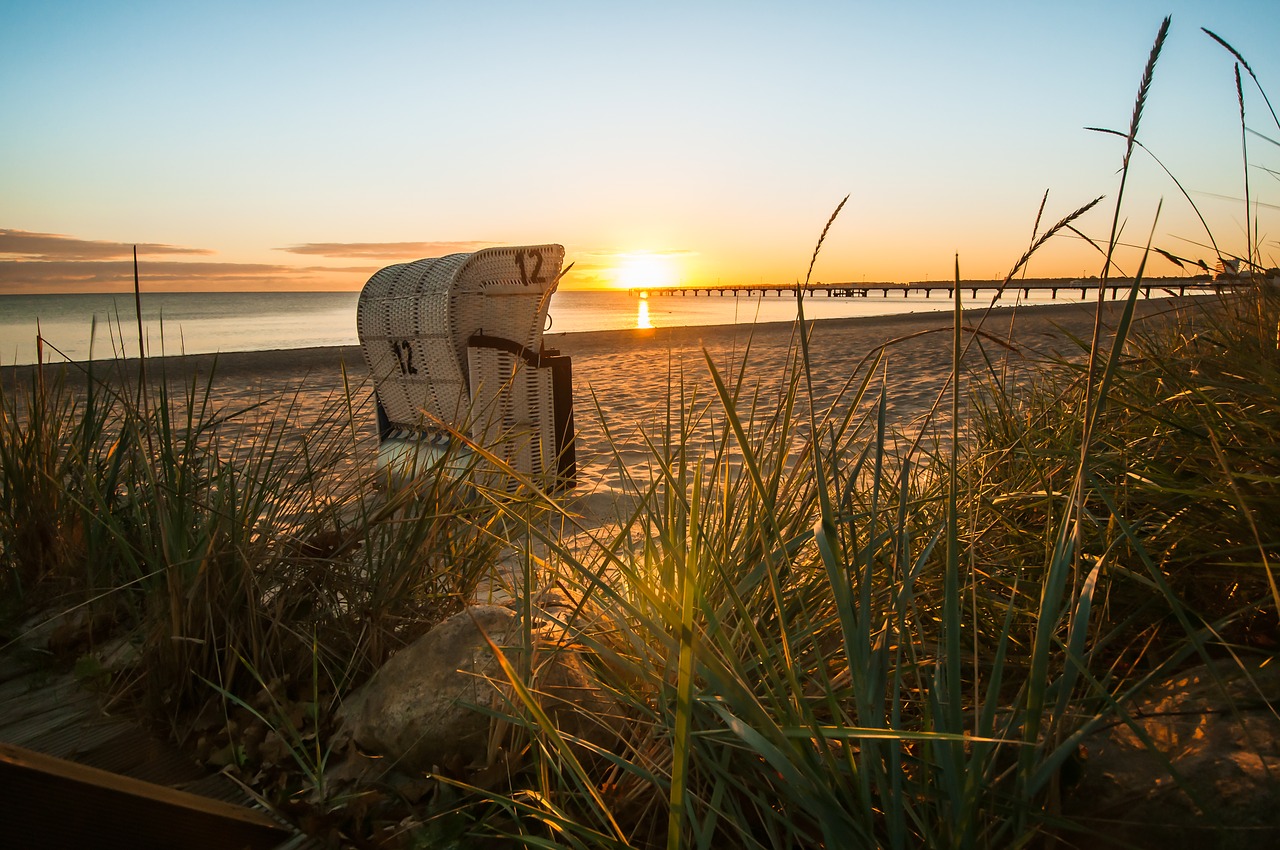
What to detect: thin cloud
<box><xmin>0</xmin><ymin>229</ymin><xmax>213</xmax><ymax>261</ymax></box>
<box><xmin>0</xmin><ymin>260</ymin><xmax>377</xmax><ymax>293</ymax></box>
<box><xmin>277</xmin><ymin>240</ymin><xmax>499</xmax><ymax>259</ymax></box>
<box><xmin>0</xmin><ymin>228</ymin><xmax>380</xmax><ymax>293</ymax></box>
<box><xmin>560</xmin><ymin>269</ymin><xmax>611</xmax><ymax>288</ymax></box>
<box><xmin>580</xmin><ymin>248</ymin><xmax>699</xmax><ymax>259</ymax></box>
<box><xmin>568</xmin><ymin>249</ymin><xmax>699</xmax><ymax>274</ymax></box>
<box><xmin>563</xmin><ymin>248</ymin><xmax>698</xmax><ymax>287</ymax></box>
<box><xmin>1</xmin><ymin>232</ymin><xmax>692</xmax><ymax>292</ymax></box>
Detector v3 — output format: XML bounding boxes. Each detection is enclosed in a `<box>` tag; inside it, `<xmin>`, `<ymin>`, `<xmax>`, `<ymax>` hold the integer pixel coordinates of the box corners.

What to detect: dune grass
<box><xmin>421</xmin><ymin>17</ymin><xmax>1278</xmax><ymax>849</ymax></box>
<box><xmin>1</xmin><ymin>15</ymin><xmax>1277</xmax><ymax>850</ymax></box>
<box><xmin>0</xmin><ymin>344</ymin><xmax>509</xmax><ymax>760</ymax></box>
<box><xmin>427</xmin><ymin>292</ymin><xmax>1279</xmax><ymax>848</ymax></box>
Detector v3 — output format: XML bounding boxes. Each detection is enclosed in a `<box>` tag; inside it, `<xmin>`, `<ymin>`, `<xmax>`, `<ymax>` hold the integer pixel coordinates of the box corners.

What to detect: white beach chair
<box><xmin>357</xmin><ymin>244</ymin><xmax>576</xmax><ymax>492</ymax></box>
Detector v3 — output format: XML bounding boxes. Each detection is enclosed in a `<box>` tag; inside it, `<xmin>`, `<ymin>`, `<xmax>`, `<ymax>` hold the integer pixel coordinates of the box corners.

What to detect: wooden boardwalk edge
<box><xmin>0</xmin><ymin>740</ymin><xmax>290</xmax><ymax>850</ymax></box>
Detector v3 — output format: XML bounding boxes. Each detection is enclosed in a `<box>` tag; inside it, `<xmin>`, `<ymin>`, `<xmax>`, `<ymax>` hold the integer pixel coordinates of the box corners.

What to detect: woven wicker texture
<box><xmin>357</xmin><ymin>255</ymin><xmax>471</xmax><ymax>427</ymax></box>
<box><xmin>357</xmin><ymin>245</ymin><xmax>567</xmax><ymax>489</ymax></box>
<box><xmin>357</xmin><ymin>245</ymin><xmax>564</xmax><ymax>429</ymax></box>
<box><xmin>466</xmin><ymin>346</ymin><xmax>558</xmax><ymax>491</ymax></box>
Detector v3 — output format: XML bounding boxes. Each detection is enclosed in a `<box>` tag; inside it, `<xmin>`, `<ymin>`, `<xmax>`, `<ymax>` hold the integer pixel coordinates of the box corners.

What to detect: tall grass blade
<box><xmin>1203</xmin><ymin>28</ymin><xmax>1280</xmax><ymax>130</ymax></box>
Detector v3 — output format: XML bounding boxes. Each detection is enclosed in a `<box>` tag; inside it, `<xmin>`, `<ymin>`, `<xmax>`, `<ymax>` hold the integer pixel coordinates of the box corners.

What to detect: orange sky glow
<box><xmin>2</xmin><ymin>2</ymin><xmax>1277</xmax><ymax>296</ymax></box>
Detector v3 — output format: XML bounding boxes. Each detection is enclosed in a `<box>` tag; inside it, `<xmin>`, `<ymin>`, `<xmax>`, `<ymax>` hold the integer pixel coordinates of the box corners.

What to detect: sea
<box><xmin>0</xmin><ymin>287</ymin><xmax>1104</xmax><ymax>367</ymax></box>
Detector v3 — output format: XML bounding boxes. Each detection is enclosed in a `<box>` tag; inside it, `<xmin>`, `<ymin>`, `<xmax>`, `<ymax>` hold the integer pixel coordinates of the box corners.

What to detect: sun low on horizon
<box><xmin>1</xmin><ymin>2</ymin><xmax>1278</xmax><ymax>296</ymax></box>
<box><xmin>606</xmin><ymin>251</ymin><xmax>683</xmax><ymax>292</ymax></box>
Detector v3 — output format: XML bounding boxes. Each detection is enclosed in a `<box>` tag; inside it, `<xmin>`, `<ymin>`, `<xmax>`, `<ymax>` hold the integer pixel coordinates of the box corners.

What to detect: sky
<box><xmin>2</xmin><ymin>0</ymin><xmax>1278</xmax><ymax>294</ymax></box>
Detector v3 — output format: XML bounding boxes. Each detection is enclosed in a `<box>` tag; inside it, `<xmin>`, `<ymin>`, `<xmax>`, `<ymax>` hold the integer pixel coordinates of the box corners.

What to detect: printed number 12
<box><xmin>391</xmin><ymin>340</ymin><xmax>416</xmax><ymax>375</ymax></box>
<box><xmin>514</xmin><ymin>249</ymin><xmax>545</xmax><ymax>286</ymax></box>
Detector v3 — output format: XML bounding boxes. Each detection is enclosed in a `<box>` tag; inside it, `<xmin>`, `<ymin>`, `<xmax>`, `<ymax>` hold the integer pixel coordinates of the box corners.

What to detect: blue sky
<box><xmin>1</xmin><ymin>1</ymin><xmax>1277</xmax><ymax>292</ymax></box>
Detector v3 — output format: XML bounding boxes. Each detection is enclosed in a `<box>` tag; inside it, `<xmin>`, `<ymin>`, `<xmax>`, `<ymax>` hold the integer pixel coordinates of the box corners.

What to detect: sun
<box><xmin>613</xmin><ymin>252</ymin><xmax>678</xmax><ymax>290</ymax></box>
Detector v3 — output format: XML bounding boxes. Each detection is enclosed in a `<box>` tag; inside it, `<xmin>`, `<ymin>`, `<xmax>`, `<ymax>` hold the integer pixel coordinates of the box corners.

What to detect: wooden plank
<box><xmin>17</xmin><ymin>715</ymin><xmax>134</xmax><ymax>762</ymax></box>
<box><xmin>0</xmin><ymin>674</ymin><xmax>81</xmax><ymax>716</ymax></box>
<box><xmin>0</xmin><ymin>653</ymin><xmax>42</xmax><ymax>686</ymax></box>
<box><xmin>183</xmin><ymin>772</ymin><xmax>265</xmax><ymax>806</ymax></box>
<box><xmin>0</xmin><ymin>696</ymin><xmax>100</xmax><ymax>747</ymax></box>
<box><xmin>0</xmin><ymin>741</ymin><xmax>290</xmax><ymax>850</ymax></box>
<box><xmin>70</xmin><ymin>726</ymin><xmax>210</xmax><ymax>787</ymax></box>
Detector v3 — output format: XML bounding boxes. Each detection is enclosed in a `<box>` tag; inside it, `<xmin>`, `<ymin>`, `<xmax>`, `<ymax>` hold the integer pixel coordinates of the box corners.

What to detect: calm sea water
<box><xmin>0</xmin><ymin>288</ymin><xmax>1100</xmax><ymax>367</ymax></box>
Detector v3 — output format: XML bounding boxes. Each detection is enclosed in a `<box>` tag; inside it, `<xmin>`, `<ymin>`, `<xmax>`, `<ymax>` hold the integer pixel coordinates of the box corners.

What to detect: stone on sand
<box><xmin>337</xmin><ymin>600</ymin><xmax>616</xmax><ymax>773</ymax></box>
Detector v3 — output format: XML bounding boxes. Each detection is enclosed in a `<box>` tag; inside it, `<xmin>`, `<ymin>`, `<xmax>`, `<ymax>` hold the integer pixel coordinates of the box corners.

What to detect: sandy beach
<box><xmin>3</xmin><ymin>296</ymin><xmax>1203</xmax><ymax>516</ymax></box>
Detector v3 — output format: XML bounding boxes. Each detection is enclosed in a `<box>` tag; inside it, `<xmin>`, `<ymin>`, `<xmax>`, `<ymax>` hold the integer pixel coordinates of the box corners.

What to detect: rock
<box><xmin>337</xmin><ymin>605</ymin><xmax>517</xmax><ymax>772</ymax></box>
<box><xmin>337</xmin><ymin>601</ymin><xmax>618</xmax><ymax>774</ymax></box>
<box><xmin>1064</xmin><ymin>657</ymin><xmax>1280</xmax><ymax>849</ymax></box>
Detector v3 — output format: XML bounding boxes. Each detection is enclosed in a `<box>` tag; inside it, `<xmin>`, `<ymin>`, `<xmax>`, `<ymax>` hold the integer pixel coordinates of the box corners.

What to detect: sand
<box><xmin>3</xmin><ymin>297</ymin><xmax>1202</xmax><ymax>522</ymax></box>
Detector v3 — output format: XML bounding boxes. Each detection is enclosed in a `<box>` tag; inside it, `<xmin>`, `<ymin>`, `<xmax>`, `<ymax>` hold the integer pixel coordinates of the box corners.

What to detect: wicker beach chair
<box><xmin>357</xmin><ymin>244</ymin><xmax>575</xmax><ymax>492</ymax></box>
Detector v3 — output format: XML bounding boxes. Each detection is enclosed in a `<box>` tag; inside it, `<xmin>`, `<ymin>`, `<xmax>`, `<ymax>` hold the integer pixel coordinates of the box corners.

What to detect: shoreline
<box><xmin>0</xmin><ymin>293</ymin><xmax>1217</xmax><ymax>535</ymax></box>
<box><xmin>0</xmin><ymin>296</ymin><xmax>1195</xmax><ymax>381</ymax></box>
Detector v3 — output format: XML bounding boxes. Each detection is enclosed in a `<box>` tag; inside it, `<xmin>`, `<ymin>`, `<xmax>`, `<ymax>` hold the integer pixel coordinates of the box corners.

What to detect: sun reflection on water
<box><xmin>636</xmin><ymin>292</ymin><xmax>652</xmax><ymax>329</ymax></box>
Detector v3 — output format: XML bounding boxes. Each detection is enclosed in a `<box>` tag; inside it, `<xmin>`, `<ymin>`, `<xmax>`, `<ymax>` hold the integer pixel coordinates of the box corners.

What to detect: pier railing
<box><xmin>629</xmin><ymin>277</ymin><xmax>1256</xmax><ymax>300</ymax></box>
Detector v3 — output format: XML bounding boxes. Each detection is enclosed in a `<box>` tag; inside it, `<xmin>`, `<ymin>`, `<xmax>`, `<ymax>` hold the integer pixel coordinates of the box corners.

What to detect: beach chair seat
<box><xmin>357</xmin><ymin>244</ymin><xmax>575</xmax><ymax>492</ymax></box>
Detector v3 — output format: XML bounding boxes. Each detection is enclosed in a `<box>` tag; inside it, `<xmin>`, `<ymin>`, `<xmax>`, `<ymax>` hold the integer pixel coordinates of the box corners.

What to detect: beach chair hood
<box><xmin>357</xmin><ymin>244</ymin><xmax>574</xmax><ymax>491</ymax></box>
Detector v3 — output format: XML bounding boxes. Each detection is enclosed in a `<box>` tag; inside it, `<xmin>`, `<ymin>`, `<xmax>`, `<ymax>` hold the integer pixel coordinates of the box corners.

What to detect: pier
<box><xmin>630</xmin><ymin>277</ymin><xmax>1247</xmax><ymax>301</ymax></box>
